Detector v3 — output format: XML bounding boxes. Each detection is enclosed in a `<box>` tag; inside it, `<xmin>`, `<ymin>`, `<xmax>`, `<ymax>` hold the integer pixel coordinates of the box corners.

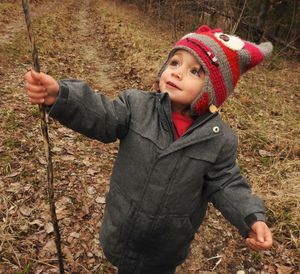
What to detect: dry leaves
<box><xmin>0</xmin><ymin>0</ymin><xmax>299</xmax><ymax>273</ymax></box>
<box><xmin>276</xmin><ymin>265</ymin><xmax>295</xmax><ymax>274</ymax></box>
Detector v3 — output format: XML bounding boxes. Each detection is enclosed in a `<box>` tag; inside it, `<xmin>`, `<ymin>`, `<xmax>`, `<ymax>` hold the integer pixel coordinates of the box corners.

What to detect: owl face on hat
<box><xmin>158</xmin><ymin>25</ymin><xmax>273</xmax><ymax>115</ymax></box>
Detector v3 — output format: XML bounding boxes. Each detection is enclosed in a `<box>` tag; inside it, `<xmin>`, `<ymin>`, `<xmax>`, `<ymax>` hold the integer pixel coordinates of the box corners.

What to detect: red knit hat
<box><xmin>158</xmin><ymin>25</ymin><xmax>273</xmax><ymax>115</ymax></box>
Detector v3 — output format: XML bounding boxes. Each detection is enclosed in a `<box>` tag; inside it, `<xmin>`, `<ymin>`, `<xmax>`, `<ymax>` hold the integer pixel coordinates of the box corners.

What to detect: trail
<box><xmin>77</xmin><ymin>0</ymin><xmax>118</xmax><ymax>94</ymax></box>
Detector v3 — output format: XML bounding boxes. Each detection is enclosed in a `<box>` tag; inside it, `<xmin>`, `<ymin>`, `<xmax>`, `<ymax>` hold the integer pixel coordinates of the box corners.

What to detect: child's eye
<box><xmin>191</xmin><ymin>68</ymin><xmax>201</xmax><ymax>76</ymax></box>
<box><xmin>191</xmin><ymin>67</ymin><xmax>204</xmax><ymax>77</ymax></box>
<box><xmin>169</xmin><ymin>59</ymin><xmax>179</xmax><ymax>67</ymax></box>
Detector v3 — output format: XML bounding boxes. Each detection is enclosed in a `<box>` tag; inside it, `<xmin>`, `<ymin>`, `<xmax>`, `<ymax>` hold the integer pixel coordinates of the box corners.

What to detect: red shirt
<box><xmin>172</xmin><ymin>112</ymin><xmax>193</xmax><ymax>139</ymax></box>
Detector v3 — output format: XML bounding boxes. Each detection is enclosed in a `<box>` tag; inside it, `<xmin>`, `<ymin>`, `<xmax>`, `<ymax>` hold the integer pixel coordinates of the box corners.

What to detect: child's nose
<box><xmin>172</xmin><ymin>68</ymin><xmax>183</xmax><ymax>79</ymax></box>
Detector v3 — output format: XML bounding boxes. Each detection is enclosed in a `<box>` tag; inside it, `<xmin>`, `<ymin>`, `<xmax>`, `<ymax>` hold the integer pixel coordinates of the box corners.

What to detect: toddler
<box><xmin>24</xmin><ymin>25</ymin><xmax>273</xmax><ymax>274</ymax></box>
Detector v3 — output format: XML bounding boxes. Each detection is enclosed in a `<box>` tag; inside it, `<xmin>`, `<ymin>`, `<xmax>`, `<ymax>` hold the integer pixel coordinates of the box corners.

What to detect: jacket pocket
<box><xmin>184</xmin><ymin>146</ymin><xmax>217</xmax><ymax>163</ymax></box>
<box><xmin>100</xmin><ymin>185</ymin><xmax>134</xmax><ymax>257</ymax></box>
<box><xmin>144</xmin><ymin>215</ymin><xmax>195</xmax><ymax>265</ymax></box>
<box><xmin>129</xmin><ymin>119</ymin><xmax>169</xmax><ymax>150</ymax></box>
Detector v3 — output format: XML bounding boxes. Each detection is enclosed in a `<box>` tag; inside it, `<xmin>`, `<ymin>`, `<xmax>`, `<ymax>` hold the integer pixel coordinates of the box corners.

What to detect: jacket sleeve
<box><xmin>47</xmin><ymin>80</ymin><xmax>130</xmax><ymax>143</ymax></box>
<box><xmin>204</xmin><ymin>132</ymin><xmax>266</xmax><ymax>238</ymax></box>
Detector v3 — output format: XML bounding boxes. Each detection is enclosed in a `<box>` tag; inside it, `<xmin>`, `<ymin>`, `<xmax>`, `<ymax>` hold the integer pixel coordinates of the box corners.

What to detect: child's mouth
<box><xmin>166</xmin><ymin>81</ymin><xmax>181</xmax><ymax>90</ymax></box>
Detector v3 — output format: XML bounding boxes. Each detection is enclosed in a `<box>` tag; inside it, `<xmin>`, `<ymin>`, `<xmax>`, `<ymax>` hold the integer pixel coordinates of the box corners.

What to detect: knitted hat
<box><xmin>158</xmin><ymin>25</ymin><xmax>273</xmax><ymax>115</ymax></box>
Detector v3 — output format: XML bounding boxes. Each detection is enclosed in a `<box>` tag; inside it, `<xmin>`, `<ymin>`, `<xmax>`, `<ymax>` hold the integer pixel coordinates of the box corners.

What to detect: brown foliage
<box><xmin>0</xmin><ymin>0</ymin><xmax>299</xmax><ymax>273</ymax></box>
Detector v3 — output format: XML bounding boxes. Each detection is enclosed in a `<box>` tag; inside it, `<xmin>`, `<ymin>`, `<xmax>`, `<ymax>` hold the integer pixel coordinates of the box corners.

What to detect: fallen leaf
<box><xmin>5</xmin><ymin>171</ymin><xmax>20</xmax><ymax>178</ymax></box>
<box><xmin>79</xmin><ymin>205</ymin><xmax>90</xmax><ymax>218</ymax></box>
<box><xmin>87</xmin><ymin>252</ymin><xmax>93</xmax><ymax>258</ymax></box>
<box><xmin>19</xmin><ymin>205</ymin><xmax>32</xmax><ymax>216</ymax></box>
<box><xmin>276</xmin><ymin>265</ymin><xmax>294</xmax><ymax>274</ymax></box>
<box><xmin>70</xmin><ymin>232</ymin><xmax>80</xmax><ymax>238</ymax></box>
<box><xmin>6</xmin><ymin>182</ymin><xmax>21</xmax><ymax>192</ymax></box>
<box><xmin>30</xmin><ymin>219</ymin><xmax>44</xmax><ymax>227</ymax></box>
<box><xmin>61</xmin><ymin>155</ymin><xmax>76</xmax><ymax>161</ymax></box>
<box><xmin>52</xmin><ymin>146</ymin><xmax>62</xmax><ymax>153</ymax></box>
<box><xmin>56</xmin><ymin>196</ymin><xmax>71</xmax><ymax>207</ymax></box>
<box><xmin>38</xmin><ymin>157</ymin><xmax>47</xmax><ymax>165</ymax></box>
<box><xmin>87</xmin><ymin>186</ymin><xmax>96</xmax><ymax>195</ymax></box>
<box><xmin>258</xmin><ymin>149</ymin><xmax>274</xmax><ymax>157</ymax></box>
<box><xmin>45</xmin><ymin>222</ymin><xmax>54</xmax><ymax>234</ymax></box>
<box><xmin>20</xmin><ymin>224</ymin><xmax>29</xmax><ymax>232</ymax></box>
<box><xmin>56</xmin><ymin>204</ymin><xmax>68</xmax><ymax>220</ymax></box>
<box><xmin>63</xmin><ymin>246</ymin><xmax>74</xmax><ymax>262</ymax></box>
<box><xmin>41</xmin><ymin>239</ymin><xmax>56</xmax><ymax>256</ymax></box>
<box><xmin>87</xmin><ymin>258</ymin><xmax>95</xmax><ymax>264</ymax></box>
<box><xmin>83</xmin><ymin>158</ymin><xmax>92</xmax><ymax>166</ymax></box>
<box><xmin>96</xmin><ymin>196</ymin><xmax>106</xmax><ymax>204</ymax></box>
<box><xmin>87</xmin><ymin>168</ymin><xmax>98</xmax><ymax>175</ymax></box>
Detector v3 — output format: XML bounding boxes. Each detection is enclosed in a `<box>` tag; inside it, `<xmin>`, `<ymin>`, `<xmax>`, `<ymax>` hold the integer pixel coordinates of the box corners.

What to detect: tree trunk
<box><xmin>253</xmin><ymin>0</ymin><xmax>271</xmax><ymax>43</ymax></box>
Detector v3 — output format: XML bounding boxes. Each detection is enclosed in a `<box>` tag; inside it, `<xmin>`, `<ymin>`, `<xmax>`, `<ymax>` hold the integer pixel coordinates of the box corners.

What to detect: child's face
<box><xmin>159</xmin><ymin>50</ymin><xmax>205</xmax><ymax>113</ymax></box>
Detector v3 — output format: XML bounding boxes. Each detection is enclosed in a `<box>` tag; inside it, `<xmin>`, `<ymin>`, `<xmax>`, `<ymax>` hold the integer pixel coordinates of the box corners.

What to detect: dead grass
<box><xmin>0</xmin><ymin>0</ymin><xmax>299</xmax><ymax>273</ymax></box>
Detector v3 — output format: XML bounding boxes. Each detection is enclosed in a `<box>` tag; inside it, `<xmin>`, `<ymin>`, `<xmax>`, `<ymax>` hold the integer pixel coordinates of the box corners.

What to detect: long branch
<box><xmin>21</xmin><ymin>1</ymin><xmax>65</xmax><ymax>273</ymax></box>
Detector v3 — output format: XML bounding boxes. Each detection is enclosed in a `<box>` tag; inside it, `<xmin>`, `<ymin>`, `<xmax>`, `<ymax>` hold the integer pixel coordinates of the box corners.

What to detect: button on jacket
<box><xmin>48</xmin><ymin>80</ymin><xmax>266</xmax><ymax>271</ymax></box>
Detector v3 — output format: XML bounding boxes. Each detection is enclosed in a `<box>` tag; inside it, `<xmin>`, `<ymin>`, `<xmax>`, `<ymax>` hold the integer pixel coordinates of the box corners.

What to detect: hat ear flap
<box><xmin>193</xmin><ymin>92</ymin><xmax>210</xmax><ymax>115</ymax></box>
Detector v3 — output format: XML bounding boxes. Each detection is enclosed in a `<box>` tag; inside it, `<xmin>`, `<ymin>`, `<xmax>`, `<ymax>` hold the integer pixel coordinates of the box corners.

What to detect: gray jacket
<box><xmin>48</xmin><ymin>80</ymin><xmax>266</xmax><ymax>269</ymax></box>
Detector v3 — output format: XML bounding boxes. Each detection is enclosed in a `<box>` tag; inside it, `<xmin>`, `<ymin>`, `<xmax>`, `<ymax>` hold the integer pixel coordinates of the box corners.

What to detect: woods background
<box><xmin>120</xmin><ymin>0</ymin><xmax>300</xmax><ymax>56</ymax></box>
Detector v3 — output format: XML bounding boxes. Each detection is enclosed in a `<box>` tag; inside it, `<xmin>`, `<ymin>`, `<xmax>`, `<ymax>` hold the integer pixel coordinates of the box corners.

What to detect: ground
<box><xmin>0</xmin><ymin>0</ymin><xmax>299</xmax><ymax>273</ymax></box>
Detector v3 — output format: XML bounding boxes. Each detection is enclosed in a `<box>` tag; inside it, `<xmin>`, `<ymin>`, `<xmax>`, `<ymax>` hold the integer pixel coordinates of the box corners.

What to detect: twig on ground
<box><xmin>212</xmin><ymin>257</ymin><xmax>222</xmax><ymax>271</ymax></box>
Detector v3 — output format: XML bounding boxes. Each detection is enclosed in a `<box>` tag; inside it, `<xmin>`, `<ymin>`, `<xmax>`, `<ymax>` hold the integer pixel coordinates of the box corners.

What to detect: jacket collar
<box><xmin>157</xmin><ymin>92</ymin><xmax>218</xmax><ymax>131</ymax></box>
<box><xmin>156</xmin><ymin>92</ymin><xmax>223</xmax><ymax>155</ymax></box>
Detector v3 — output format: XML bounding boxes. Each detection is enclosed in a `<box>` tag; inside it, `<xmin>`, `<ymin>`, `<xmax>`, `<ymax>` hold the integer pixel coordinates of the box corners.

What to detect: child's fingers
<box><xmin>25</xmin><ymin>82</ymin><xmax>46</xmax><ymax>94</ymax></box>
<box><xmin>31</xmin><ymin>69</ymin><xmax>42</xmax><ymax>82</ymax></box>
<box><xmin>262</xmin><ymin>232</ymin><xmax>273</xmax><ymax>249</ymax></box>
<box><xmin>25</xmin><ymin>82</ymin><xmax>48</xmax><ymax>104</ymax></box>
<box><xmin>28</xmin><ymin>96</ymin><xmax>45</xmax><ymax>104</ymax></box>
<box><xmin>26</xmin><ymin>89</ymin><xmax>47</xmax><ymax>100</ymax></box>
<box><xmin>246</xmin><ymin>238</ymin><xmax>264</xmax><ymax>251</ymax></box>
<box><xmin>25</xmin><ymin>88</ymin><xmax>47</xmax><ymax>103</ymax></box>
<box><xmin>246</xmin><ymin>238</ymin><xmax>259</xmax><ymax>250</ymax></box>
<box><xmin>24</xmin><ymin>70</ymin><xmax>40</xmax><ymax>84</ymax></box>
<box><xmin>246</xmin><ymin>237</ymin><xmax>272</xmax><ymax>251</ymax></box>
<box><xmin>257</xmin><ymin>228</ymin><xmax>273</xmax><ymax>249</ymax></box>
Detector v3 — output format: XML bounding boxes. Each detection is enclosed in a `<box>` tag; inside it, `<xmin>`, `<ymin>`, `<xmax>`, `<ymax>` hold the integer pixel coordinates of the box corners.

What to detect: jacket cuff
<box><xmin>47</xmin><ymin>81</ymin><xmax>69</xmax><ymax>117</ymax></box>
<box><xmin>245</xmin><ymin>213</ymin><xmax>267</xmax><ymax>228</ymax></box>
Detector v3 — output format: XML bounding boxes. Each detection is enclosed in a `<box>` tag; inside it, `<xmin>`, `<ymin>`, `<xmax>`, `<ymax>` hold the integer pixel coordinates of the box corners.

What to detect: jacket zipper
<box><xmin>159</xmin><ymin>94</ymin><xmax>175</xmax><ymax>143</ymax></box>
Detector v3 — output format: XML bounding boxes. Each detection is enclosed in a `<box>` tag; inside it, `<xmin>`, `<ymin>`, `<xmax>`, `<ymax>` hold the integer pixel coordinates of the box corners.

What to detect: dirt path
<box><xmin>0</xmin><ymin>0</ymin><xmax>299</xmax><ymax>273</ymax></box>
<box><xmin>77</xmin><ymin>0</ymin><xmax>118</xmax><ymax>94</ymax></box>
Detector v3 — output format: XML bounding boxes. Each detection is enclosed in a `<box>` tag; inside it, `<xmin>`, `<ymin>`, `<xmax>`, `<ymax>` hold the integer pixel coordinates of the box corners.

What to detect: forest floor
<box><xmin>0</xmin><ymin>0</ymin><xmax>299</xmax><ymax>273</ymax></box>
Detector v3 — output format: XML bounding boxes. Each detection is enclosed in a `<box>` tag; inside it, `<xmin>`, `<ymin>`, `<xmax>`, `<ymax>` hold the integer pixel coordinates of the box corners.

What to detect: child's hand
<box><xmin>246</xmin><ymin>221</ymin><xmax>273</xmax><ymax>251</ymax></box>
<box><xmin>24</xmin><ymin>70</ymin><xmax>59</xmax><ymax>106</ymax></box>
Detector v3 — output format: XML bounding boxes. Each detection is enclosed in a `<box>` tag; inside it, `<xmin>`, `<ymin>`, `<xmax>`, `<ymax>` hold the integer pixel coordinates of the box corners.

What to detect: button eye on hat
<box><xmin>219</xmin><ymin>34</ymin><xmax>230</xmax><ymax>42</ymax></box>
<box><xmin>214</xmin><ymin>32</ymin><xmax>245</xmax><ymax>51</ymax></box>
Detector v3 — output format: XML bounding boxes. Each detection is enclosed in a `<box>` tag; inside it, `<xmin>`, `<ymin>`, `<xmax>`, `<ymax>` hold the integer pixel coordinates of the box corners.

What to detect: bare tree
<box><xmin>118</xmin><ymin>0</ymin><xmax>299</xmax><ymax>55</ymax></box>
<box><xmin>253</xmin><ymin>0</ymin><xmax>271</xmax><ymax>42</ymax></box>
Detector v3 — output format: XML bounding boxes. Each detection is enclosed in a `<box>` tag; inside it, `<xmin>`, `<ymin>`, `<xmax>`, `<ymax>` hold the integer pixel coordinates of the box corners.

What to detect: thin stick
<box><xmin>231</xmin><ymin>0</ymin><xmax>247</xmax><ymax>34</ymax></box>
<box><xmin>21</xmin><ymin>1</ymin><xmax>65</xmax><ymax>273</ymax></box>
